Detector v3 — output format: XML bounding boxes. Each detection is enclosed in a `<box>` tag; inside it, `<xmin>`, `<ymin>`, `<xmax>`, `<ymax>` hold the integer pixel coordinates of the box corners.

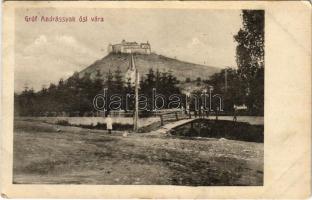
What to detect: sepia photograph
<box><xmin>12</xmin><ymin>7</ymin><xmax>265</xmax><ymax>186</ymax></box>
<box><xmin>1</xmin><ymin>1</ymin><xmax>311</xmax><ymax>199</ymax></box>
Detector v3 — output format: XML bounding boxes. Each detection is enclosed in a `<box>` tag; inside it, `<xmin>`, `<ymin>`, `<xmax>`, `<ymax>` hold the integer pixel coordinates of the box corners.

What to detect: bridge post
<box><xmin>160</xmin><ymin>115</ymin><xmax>164</xmax><ymax>126</ymax></box>
<box><xmin>175</xmin><ymin>112</ymin><xmax>179</xmax><ymax>121</ymax></box>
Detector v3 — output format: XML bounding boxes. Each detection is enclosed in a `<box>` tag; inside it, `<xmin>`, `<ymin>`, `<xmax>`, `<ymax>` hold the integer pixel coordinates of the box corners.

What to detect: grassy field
<box><xmin>13</xmin><ymin>119</ymin><xmax>263</xmax><ymax>186</ymax></box>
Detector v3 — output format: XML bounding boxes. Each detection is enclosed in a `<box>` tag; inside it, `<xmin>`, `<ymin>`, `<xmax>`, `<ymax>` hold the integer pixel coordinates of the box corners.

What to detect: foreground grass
<box><xmin>13</xmin><ymin>119</ymin><xmax>263</xmax><ymax>185</ymax></box>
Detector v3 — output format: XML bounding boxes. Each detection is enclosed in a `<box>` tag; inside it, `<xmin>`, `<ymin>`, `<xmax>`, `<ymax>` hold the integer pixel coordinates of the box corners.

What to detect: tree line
<box><xmin>206</xmin><ymin>10</ymin><xmax>264</xmax><ymax>115</ymax></box>
<box><xmin>14</xmin><ymin>68</ymin><xmax>183</xmax><ymax>116</ymax></box>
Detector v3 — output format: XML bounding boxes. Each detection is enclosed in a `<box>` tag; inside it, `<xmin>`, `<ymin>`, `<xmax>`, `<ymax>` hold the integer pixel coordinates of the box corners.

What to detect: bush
<box><xmin>56</xmin><ymin>120</ymin><xmax>70</xmax><ymax>126</ymax></box>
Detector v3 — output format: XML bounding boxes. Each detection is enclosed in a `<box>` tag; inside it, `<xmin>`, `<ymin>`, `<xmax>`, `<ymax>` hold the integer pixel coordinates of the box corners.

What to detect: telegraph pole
<box><xmin>133</xmin><ymin>68</ymin><xmax>139</xmax><ymax>132</ymax></box>
<box><xmin>133</xmin><ymin>55</ymin><xmax>139</xmax><ymax>132</ymax></box>
<box><xmin>224</xmin><ymin>69</ymin><xmax>228</xmax><ymax>93</ymax></box>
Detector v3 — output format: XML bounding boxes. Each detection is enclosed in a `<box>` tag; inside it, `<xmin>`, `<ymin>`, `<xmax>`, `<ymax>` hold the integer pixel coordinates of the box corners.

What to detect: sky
<box><xmin>15</xmin><ymin>8</ymin><xmax>242</xmax><ymax>92</ymax></box>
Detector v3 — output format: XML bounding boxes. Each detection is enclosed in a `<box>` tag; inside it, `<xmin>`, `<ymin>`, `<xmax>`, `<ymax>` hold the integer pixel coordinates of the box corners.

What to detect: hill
<box><xmin>79</xmin><ymin>53</ymin><xmax>221</xmax><ymax>81</ymax></box>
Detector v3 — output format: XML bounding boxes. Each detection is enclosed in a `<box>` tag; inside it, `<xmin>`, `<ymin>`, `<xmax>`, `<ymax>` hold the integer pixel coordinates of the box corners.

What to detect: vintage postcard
<box><xmin>1</xmin><ymin>1</ymin><xmax>311</xmax><ymax>199</ymax></box>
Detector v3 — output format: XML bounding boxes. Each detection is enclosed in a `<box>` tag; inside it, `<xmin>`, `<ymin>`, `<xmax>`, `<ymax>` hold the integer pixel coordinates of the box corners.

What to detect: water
<box><xmin>170</xmin><ymin>119</ymin><xmax>263</xmax><ymax>143</ymax></box>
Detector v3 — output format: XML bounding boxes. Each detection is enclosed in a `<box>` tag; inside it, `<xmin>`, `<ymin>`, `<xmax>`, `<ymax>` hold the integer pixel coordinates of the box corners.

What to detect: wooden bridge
<box><xmin>156</xmin><ymin>110</ymin><xmax>214</xmax><ymax>134</ymax></box>
<box><xmin>158</xmin><ymin>110</ymin><xmax>220</xmax><ymax>126</ymax></box>
<box><xmin>155</xmin><ymin>111</ymin><xmax>264</xmax><ymax>134</ymax></box>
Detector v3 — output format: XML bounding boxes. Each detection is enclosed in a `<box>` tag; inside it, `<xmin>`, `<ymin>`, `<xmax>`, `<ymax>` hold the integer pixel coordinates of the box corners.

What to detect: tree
<box><xmin>138</xmin><ymin>68</ymin><xmax>181</xmax><ymax>110</ymax></box>
<box><xmin>114</xmin><ymin>66</ymin><xmax>124</xmax><ymax>92</ymax></box>
<box><xmin>209</xmin><ymin>68</ymin><xmax>245</xmax><ymax>112</ymax></box>
<box><xmin>106</xmin><ymin>70</ymin><xmax>113</xmax><ymax>84</ymax></box>
<box><xmin>93</xmin><ymin>69</ymin><xmax>104</xmax><ymax>93</ymax></box>
<box><xmin>146</xmin><ymin>68</ymin><xmax>156</xmax><ymax>88</ymax></box>
<box><xmin>105</xmin><ymin>69</ymin><xmax>114</xmax><ymax>92</ymax></box>
<box><xmin>234</xmin><ymin>10</ymin><xmax>264</xmax><ymax>115</ymax></box>
<box><xmin>17</xmin><ymin>87</ymin><xmax>36</xmax><ymax>116</ymax></box>
<box><xmin>196</xmin><ymin>77</ymin><xmax>201</xmax><ymax>86</ymax></box>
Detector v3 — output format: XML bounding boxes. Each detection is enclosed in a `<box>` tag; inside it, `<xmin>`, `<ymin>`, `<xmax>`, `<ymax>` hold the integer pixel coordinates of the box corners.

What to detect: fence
<box><xmin>158</xmin><ymin>109</ymin><xmax>226</xmax><ymax>126</ymax></box>
<box><xmin>159</xmin><ymin>111</ymin><xmax>190</xmax><ymax>126</ymax></box>
<box><xmin>28</xmin><ymin>109</ymin><xmax>185</xmax><ymax>118</ymax></box>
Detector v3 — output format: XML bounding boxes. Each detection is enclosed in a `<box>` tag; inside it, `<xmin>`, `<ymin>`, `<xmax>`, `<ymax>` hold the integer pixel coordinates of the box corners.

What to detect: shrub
<box><xmin>56</xmin><ymin>119</ymin><xmax>70</xmax><ymax>126</ymax></box>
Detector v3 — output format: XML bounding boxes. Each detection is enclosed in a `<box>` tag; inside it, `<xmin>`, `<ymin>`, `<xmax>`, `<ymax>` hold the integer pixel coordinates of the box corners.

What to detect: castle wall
<box><xmin>108</xmin><ymin>41</ymin><xmax>151</xmax><ymax>54</ymax></box>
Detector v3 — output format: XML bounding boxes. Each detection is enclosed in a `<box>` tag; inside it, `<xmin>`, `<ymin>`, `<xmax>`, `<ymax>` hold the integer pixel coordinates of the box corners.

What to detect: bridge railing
<box><xmin>159</xmin><ymin>111</ymin><xmax>190</xmax><ymax>126</ymax></box>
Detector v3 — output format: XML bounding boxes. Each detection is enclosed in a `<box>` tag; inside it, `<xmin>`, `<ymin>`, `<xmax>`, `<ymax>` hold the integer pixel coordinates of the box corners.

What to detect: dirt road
<box><xmin>13</xmin><ymin>119</ymin><xmax>263</xmax><ymax>185</ymax></box>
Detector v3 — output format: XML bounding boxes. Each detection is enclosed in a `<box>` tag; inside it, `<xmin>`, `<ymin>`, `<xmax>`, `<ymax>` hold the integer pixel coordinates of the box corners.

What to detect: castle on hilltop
<box><xmin>108</xmin><ymin>40</ymin><xmax>151</xmax><ymax>55</ymax></box>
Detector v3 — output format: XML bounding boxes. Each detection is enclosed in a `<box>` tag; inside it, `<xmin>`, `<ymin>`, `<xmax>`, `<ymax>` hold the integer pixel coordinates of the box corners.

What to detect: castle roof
<box><xmin>121</xmin><ymin>40</ymin><xmax>138</xmax><ymax>45</ymax></box>
<box><xmin>123</xmin><ymin>42</ymin><xmax>138</xmax><ymax>45</ymax></box>
<box><xmin>120</xmin><ymin>40</ymin><xmax>150</xmax><ymax>46</ymax></box>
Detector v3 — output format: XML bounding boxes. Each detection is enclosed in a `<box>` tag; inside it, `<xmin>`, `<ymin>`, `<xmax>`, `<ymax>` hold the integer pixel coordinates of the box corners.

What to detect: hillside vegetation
<box><xmin>80</xmin><ymin>53</ymin><xmax>221</xmax><ymax>80</ymax></box>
